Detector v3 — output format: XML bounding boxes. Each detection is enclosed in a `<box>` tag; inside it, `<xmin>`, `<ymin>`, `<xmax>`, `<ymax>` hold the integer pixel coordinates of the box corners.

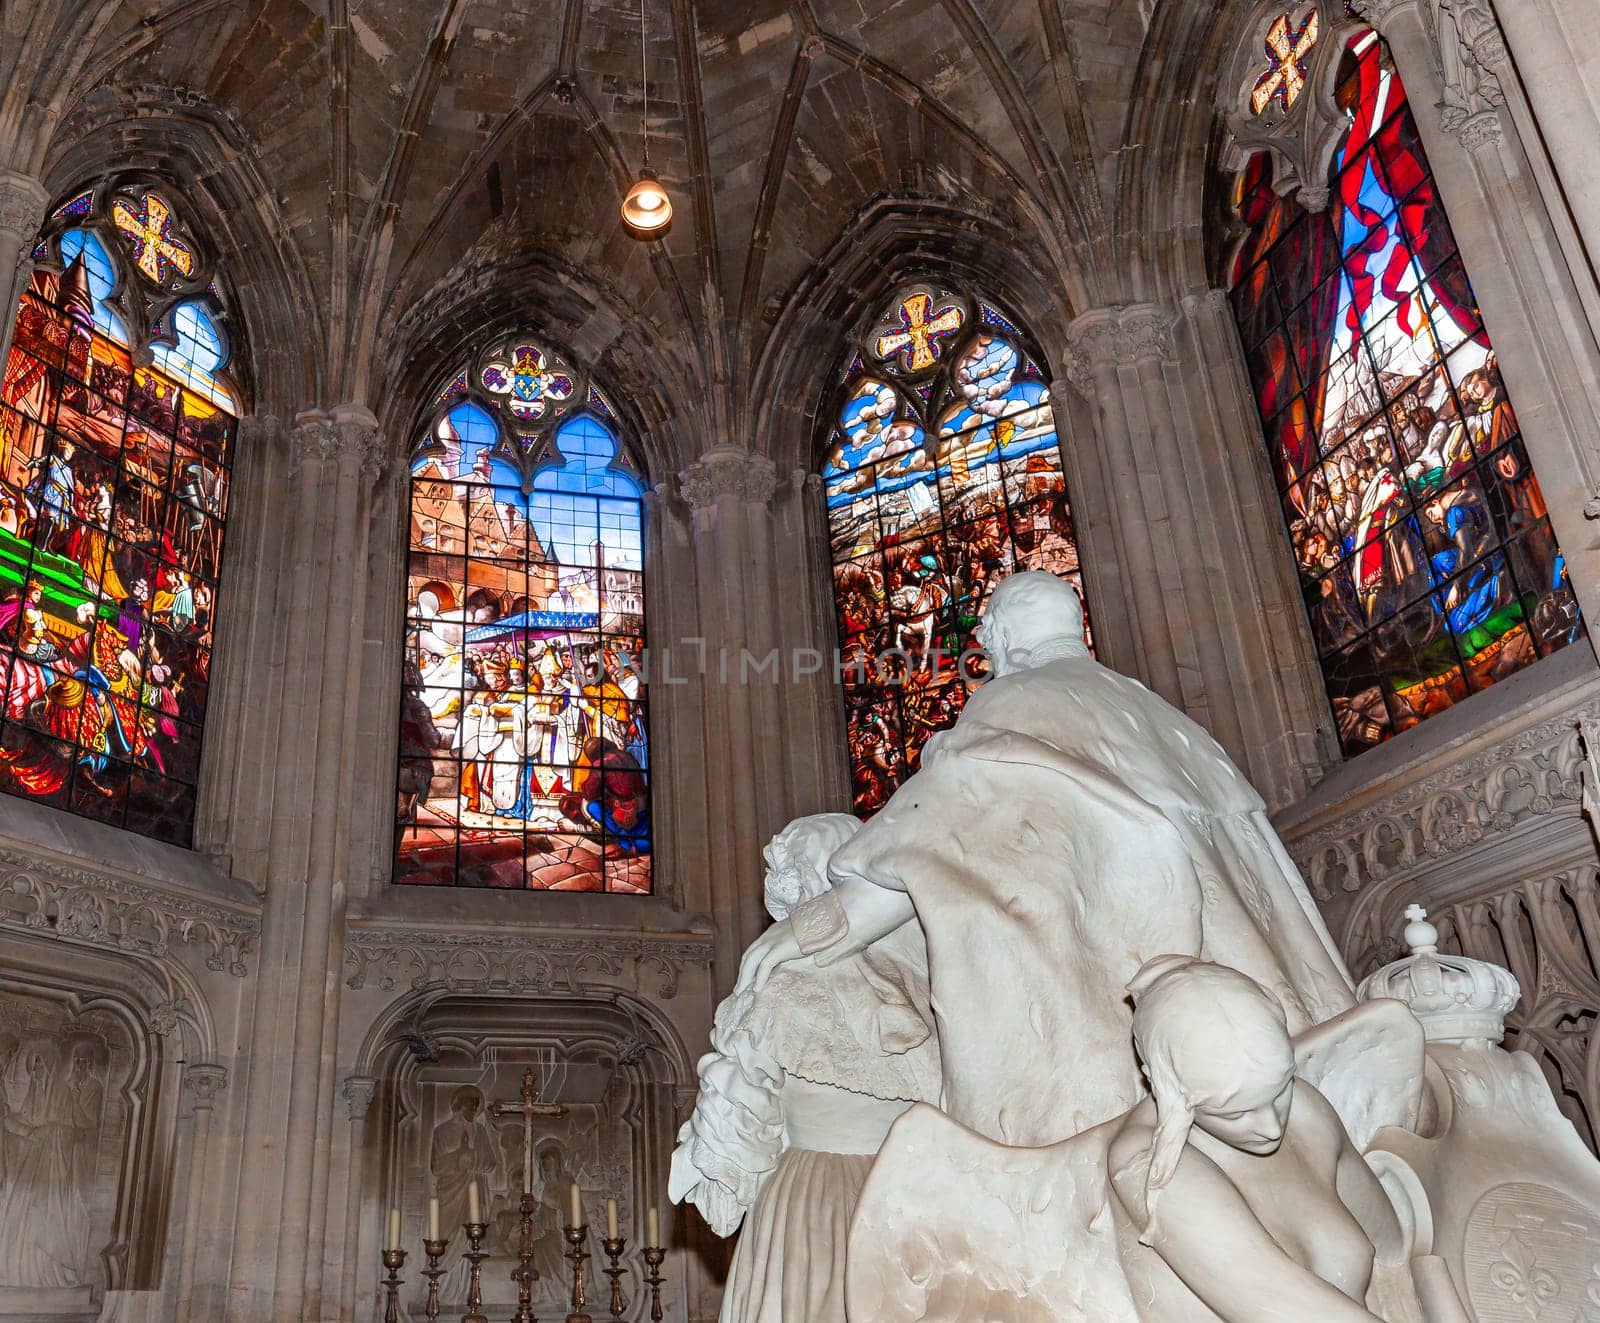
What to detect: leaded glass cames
<box><xmin>824</xmin><ymin>284</ymin><xmax>1089</xmax><ymax>815</ymax></box>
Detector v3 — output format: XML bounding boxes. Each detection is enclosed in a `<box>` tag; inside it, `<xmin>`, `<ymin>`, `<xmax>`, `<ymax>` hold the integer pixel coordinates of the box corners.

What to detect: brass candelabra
<box><xmin>564</xmin><ymin>1223</ymin><xmax>593</xmax><ymax>1323</ymax></box>
<box><xmin>642</xmin><ymin>1245</ymin><xmax>666</xmax><ymax>1323</ymax></box>
<box><xmin>460</xmin><ymin>1220</ymin><xmax>490</xmax><ymax>1323</ymax></box>
<box><xmin>510</xmin><ymin>1191</ymin><xmax>539</xmax><ymax>1323</ymax></box>
<box><xmin>381</xmin><ymin>1247</ymin><xmax>406</xmax><ymax>1323</ymax></box>
<box><xmin>420</xmin><ymin>1237</ymin><xmax>447</xmax><ymax>1322</ymax></box>
<box><xmin>600</xmin><ymin>1236</ymin><xmax>627</xmax><ymax>1319</ymax></box>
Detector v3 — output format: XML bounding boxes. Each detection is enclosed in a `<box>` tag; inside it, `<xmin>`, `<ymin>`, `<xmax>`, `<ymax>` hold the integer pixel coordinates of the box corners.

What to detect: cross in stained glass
<box><xmin>875</xmin><ymin>293</ymin><xmax>965</xmax><ymax>374</ymax></box>
<box><xmin>111</xmin><ymin>193</ymin><xmax>197</xmax><ymax>284</ymax></box>
<box><xmin>1250</xmin><ymin>10</ymin><xmax>1321</xmax><ymax>115</ymax></box>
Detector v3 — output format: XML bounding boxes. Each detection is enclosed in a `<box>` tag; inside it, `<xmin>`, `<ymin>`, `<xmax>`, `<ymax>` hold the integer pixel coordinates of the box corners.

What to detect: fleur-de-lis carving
<box><xmin>1488</xmin><ymin>1231</ymin><xmax>1561</xmax><ymax>1317</ymax></box>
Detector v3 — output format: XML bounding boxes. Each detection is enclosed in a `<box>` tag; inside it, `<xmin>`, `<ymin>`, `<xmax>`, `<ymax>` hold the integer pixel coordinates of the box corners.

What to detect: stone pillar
<box><xmin>1353</xmin><ymin>0</ymin><xmax>1600</xmax><ymax>647</ymax></box>
<box><xmin>0</xmin><ymin>167</ymin><xmax>47</xmax><ymax>371</ymax></box>
<box><xmin>677</xmin><ymin>446</ymin><xmax>788</xmax><ymax>991</ymax></box>
<box><xmin>1062</xmin><ymin>301</ymin><xmax>1333</xmax><ymax>807</ymax></box>
<box><xmin>1488</xmin><ymin>0</ymin><xmax>1600</xmax><ymax>292</ymax></box>
<box><xmin>334</xmin><ymin>1075</ymin><xmax>376</xmax><ymax>1321</ymax></box>
<box><xmin>175</xmin><ymin>1064</ymin><xmax>228</xmax><ymax>1323</ymax></box>
<box><xmin>224</xmin><ymin>406</ymin><xmax>384</xmax><ymax>1323</ymax></box>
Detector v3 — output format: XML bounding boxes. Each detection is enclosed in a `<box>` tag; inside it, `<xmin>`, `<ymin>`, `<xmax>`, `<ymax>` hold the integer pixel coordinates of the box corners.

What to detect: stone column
<box><xmin>224</xmin><ymin>406</ymin><xmax>385</xmax><ymax>1323</ymax></box>
<box><xmin>1062</xmin><ymin>301</ymin><xmax>1333</xmax><ymax>807</ymax></box>
<box><xmin>0</xmin><ymin>167</ymin><xmax>47</xmax><ymax>371</ymax></box>
<box><xmin>175</xmin><ymin>1064</ymin><xmax>228</xmax><ymax>1323</ymax></box>
<box><xmin>334</xmin><ymin>1076</ymin><xmax>376</xmax><ymax>1321</ymax></box>
<box><xmin>1488</xmin><ymin>0</ymin><xmax>1600</xmax><ymax>291</ymax></box>
<box><xmin>1352</xmin><ymin>0</ymin><xmax>1600</xmax><ymax>645</ymax></box>
<box><xmin>677</xmin><ymin>446</ymin><xmax>788</xmax><ymax>991</ymax></box>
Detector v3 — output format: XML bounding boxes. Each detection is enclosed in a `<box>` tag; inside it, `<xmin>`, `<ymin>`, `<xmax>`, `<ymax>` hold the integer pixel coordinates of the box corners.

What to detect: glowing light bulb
<box><xmin>622</xmin><ymin>170</ymin><xmax>673</xmax><ymax>236</ymax></box>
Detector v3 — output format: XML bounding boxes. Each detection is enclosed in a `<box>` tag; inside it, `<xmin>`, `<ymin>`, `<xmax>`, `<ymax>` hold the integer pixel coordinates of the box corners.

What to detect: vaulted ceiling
<box><xmin>2</xmin><ymin>0</ymin><xmax>1250</xmax><ymax>467</ymax></box>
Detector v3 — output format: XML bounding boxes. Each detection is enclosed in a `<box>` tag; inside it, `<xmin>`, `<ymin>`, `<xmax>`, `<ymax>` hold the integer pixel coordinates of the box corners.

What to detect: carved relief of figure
<box><xmin>429</xmin><ymin>1086</ymin><xmax>500</xmax><ymax>1301</ymax></box>
<box><xmin>671</xmin><ymin>813</ymin><xmax>941</xmax><ymax>1323</ymax></box>
<box><xmin>530</xmin><ymin>1142</ymin><xmax>578</xmax><ymax>1293</ymax></box>
<box><xmin>0</xmin><ymin>1033</ymin><xmax>17</xmax><ymax>1190</ymax></box>
<box><xmin>0</xmin><ymin>1041</ymin><xmax>95</xmax><ymax>1286</ymax></box>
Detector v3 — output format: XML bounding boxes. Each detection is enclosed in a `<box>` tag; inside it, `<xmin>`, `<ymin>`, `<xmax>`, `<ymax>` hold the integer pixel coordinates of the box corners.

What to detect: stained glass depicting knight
<box><xmin>823</xmin><ymin>283</ymin><xmax>1088</xmax><ymax>816</ymax></box>
<box><xmin>0</xmin><ymin>180</ymin><xmax>234</xmax><ymax>843</ymax></box>
<box><xmin>395</xmin><ymin>335</ymin><xmax>650</xmax><ymax>893</ymax></box>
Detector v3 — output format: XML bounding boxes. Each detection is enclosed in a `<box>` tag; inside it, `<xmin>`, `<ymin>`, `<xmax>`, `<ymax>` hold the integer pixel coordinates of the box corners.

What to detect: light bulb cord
<box><xmin>640</xmin><ymin>0</ymin><xmax>650</xmax><ymax>169</ymax></box>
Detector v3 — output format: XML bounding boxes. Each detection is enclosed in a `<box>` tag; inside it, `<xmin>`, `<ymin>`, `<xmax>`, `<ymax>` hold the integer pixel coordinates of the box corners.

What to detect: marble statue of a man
<box><xmin>670</xmin><ymin>813</ymin><xmax>939</xmax><ymax>1323</ymax></box>
<box><xmin>737</xmin><ymin>571</ymin><xmax>1355</xmax><ymax>1146</ymax></box>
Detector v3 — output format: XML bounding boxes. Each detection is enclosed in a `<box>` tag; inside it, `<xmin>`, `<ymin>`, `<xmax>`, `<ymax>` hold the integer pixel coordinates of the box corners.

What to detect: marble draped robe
<box><xmin>825</xmin><ymin>653</ymin><xmax>1355</xmax><ymax>1147</ymax></box>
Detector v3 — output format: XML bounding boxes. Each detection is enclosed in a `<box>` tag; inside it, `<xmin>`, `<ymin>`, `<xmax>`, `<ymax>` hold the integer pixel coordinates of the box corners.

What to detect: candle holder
<box><xmin>510</xmin><ymin>1191</ymin><xmax>539</xmax><ymax>1323</ymax></box>
<box><xmin>563</xmin><ymin>1223</ymin><xmax>593</xmax><ymax>1323</ymax></box>
<box><xmin>600</xmin><ymin>1236</ymin><xmax>627</xmax><ymax>1319</ymax></box>
<box><xmin>461</xmin><ymin>1220</ymin><xmax>490</xmax><ymax>1323</ymax></box>
<box><xmin>381</xmin><ymin>1247</ymin><xmax>407</xmax><ymax>1323</ymax></box>
<box><xmin>642</xmin><ymin>1245</ymin><xmax>666</xmax><ymax>1323</ymax></box>
<box><xmin>421</xmin><ymin>1237</ymin><xmax>447</xmax><ymax>1322</ymax></box>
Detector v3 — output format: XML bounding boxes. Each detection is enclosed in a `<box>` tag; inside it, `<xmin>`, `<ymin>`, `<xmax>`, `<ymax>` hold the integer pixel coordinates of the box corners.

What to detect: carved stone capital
<box><xmin>183</xmin><ymin>1062</ymin><xmax>229</xmax><ymax>1108</ymax></box>
<box><xmin>1061</xmin><ymin>304</ymin><xmax>1176</xmax><ymax>396</ymax></box>
<box><xmin>1348</xmin><ymin>0</ymin><xmax>1418</xmax><ymax>30</ymax></box>
<box><xmin>1450</xmin><ymin>107</ymin><xmax>1503</xmax><ymax>151</ymax></box>
<box><xmin>236</xmin><ymin>413</ymin><xmax>283</xmax><ymax>452</ymax></box>
<box><xmin>149</xmin><ymin>997</ymin><xmax>187</xmax><ymax>1037</ymax></box>
<box><xmin>342</xmin><ymin>1073</ymin><xmax>377</xmax><ymax>1123</ymax></box>
<box><xmin>290</xmin><ymin>405</ymin><xmax>386</xmax><ymax>479</ymax></box>
<box><xmin>0</xmin><ymin>169</ymin><xmax>48</xmax><ymax>245</ymax></box>
<box><xmin>677</xmin><ymin>447</ymin><xmax>778</xmax><ymax>512</ymax></box>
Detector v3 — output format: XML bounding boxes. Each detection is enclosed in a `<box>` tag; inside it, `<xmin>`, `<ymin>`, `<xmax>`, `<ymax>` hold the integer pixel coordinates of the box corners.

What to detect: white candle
<box><xmin>467</xmin><ymin>1179</ymin><xmax>481</xmax><ymax>1225</ymax></box>
<box><xmin>387</xmin><ymin>1207</ymin><xmax>401</xmax><ymax>1252</ymax></box>
<box><xmin>647</xmin><ymin>1206</ymin><xmax>659</xmax><ymax>1247</ymax></box>
<box><xmin>570</xmin><ymin>1181</ymin><xmax>583</xmax><ymax>1228</ymax></box>
<box><xmin>606</xmin><ymin>1198</ymin><xmax>618</xmax><ymax>1239</ymax></box>
<box><xmin>428</xmin><ymin>1197</ymin><xmax>439</xmax><ymax>1242</ymax></box>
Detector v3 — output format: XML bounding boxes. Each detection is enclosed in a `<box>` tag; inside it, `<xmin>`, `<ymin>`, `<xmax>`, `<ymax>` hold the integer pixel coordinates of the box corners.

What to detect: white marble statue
<box><xmin>670</xmin><ymin>813</ymin><xmax>940</xmax><ymax>1323</ymax></box>
<box><xmin>737</xmin><ymin>570</ymin><xmax>1354</xmax><ymax>1146</ymax></box>
<box><xmin>845</xmin><ymin>957</ymin><xmax>1460</xmax><ymax>1323</ymax></box>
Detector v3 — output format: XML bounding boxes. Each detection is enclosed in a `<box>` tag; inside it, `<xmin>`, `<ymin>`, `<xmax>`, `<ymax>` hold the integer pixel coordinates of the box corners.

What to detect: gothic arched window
<box><xmin>0</xmin><ymin>183</ymin><xmax>237</xmax><ymax>843</ymax></box>
<box><xmin>1228</xmin><ymin>28</ymin><xmax>1581</xmax><ymax>758</ymax></box>
<box><xmin>823</xmin><ymin>283</ymin><xmax>1088</xmax><ymax>815</ymax></box>
<box><xmin>395</xmin><ymin>337</ymin><xmax>651</xmax><ymax>893</ymax></box>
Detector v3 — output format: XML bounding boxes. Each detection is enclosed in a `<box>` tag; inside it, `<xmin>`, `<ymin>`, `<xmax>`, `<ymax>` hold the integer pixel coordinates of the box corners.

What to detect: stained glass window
<box><xmin>1229</xmin><ymin>31</ymin><xmax>1582</xmax><ymax>758</ymax></box>
<box><xmin>0</xmin><ymin>186</ymin><xmax>236</xmax><ymax>843</ymax></box>
<box><xmin>396</xmin><ymin>337</ymin><xmax>650</xmax><ymax>893</ymax></box>
<box><xmin>823</xmin><ymin>283</ymin><xmax>1089</xmax><ymax>816</ymax></box>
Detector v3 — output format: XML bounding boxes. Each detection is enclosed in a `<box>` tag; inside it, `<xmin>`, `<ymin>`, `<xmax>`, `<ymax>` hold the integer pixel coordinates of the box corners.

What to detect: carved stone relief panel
<box><xmin>375</xmin><ymin>997</ymin><xmax>682</xmax><ymax>1321</ymax></box>
<box><xmin>0</xmin><ymin>988</ymin><xmax>136</xmax><ymax>1313</ymax></box>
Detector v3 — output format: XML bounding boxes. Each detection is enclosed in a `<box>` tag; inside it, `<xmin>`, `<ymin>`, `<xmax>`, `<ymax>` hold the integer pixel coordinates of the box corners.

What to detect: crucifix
<box><xmin>492</xmin><ymin>1065</ymin><xmax>569</xmax><ymax>1195</ymax></box>
<box><xmin>490</xmin><ymin>1066</ymin><xmax>569</xmax><ymax>1323</ymax></box>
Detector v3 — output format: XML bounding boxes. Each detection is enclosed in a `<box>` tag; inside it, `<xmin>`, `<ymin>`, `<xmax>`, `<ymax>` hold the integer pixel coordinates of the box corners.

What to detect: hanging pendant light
<box><xmin>622</xmin><ymin>0</ymin><xmax>672</xmax><ymax>236</ymax></box>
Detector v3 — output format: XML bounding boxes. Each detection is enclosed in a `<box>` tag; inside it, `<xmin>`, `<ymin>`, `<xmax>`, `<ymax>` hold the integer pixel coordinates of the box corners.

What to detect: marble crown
<box><xmin>1357</xmin><ymin>904</ymin><xmax>1521</xmax><ymax>1047</ymax></box>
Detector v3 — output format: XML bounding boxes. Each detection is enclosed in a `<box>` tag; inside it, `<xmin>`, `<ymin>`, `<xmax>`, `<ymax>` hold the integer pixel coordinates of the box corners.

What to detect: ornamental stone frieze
<box><xmin>677</xmin><ymin>446</ymin><xmax>778</xmax><ymax>512</ymax></box>
<box><xmin>343</xmin><ymin>925</ymin><xmax>715</xmax><ymax>1000</ymax></box>
<box><xmin>0</xmin><ymin>846</ymin><xmax>260</xmax><ymax>975</ymax></box>
<box><xmin>1280</xmin><ymin>692</ymin><xmax>1595</xmax><ymax>903</ymax></box>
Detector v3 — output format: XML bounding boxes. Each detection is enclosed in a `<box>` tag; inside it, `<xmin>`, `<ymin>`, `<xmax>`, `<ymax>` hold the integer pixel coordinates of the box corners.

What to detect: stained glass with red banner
<box><xmin>1229</xmin><ymin>30</ymin><xmax>1581</xmax><ymax>757</ymax></box>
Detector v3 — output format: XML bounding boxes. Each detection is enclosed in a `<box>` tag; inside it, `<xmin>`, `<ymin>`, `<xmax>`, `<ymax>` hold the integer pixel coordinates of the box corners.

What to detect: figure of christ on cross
<box><xmin>875</xmin><ymin>292</ymin><xmax>965</xmax><ymax>373</ymax></box>
<box><xmin>1250</xmin><ymin>9</ymin><xmax>1321</xmax><ymax>115</ymax></box>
